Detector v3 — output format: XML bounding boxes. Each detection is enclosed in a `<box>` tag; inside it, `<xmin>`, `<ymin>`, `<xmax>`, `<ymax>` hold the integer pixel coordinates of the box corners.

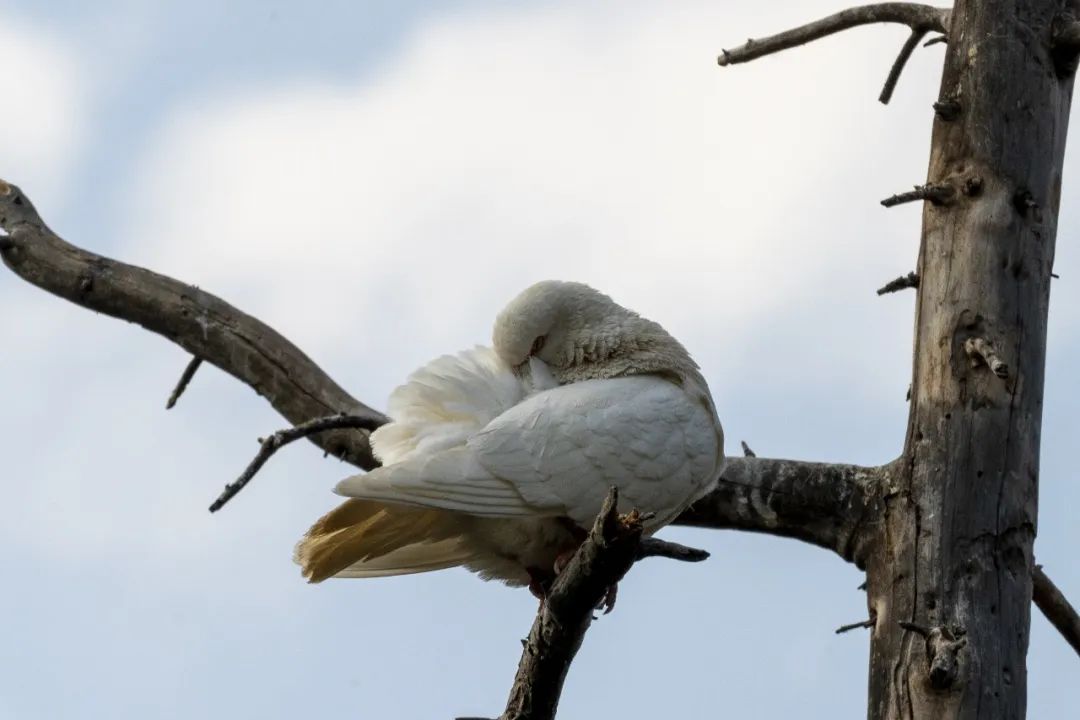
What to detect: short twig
<box><xmin>836</xmin><ymin>616</ymin><xmax>876</xmax><ymax>634</ymax></box>
<box><xmin>165</xmin><ymin>356</ymin><xmax>204</xmax><ymax>409</ymax></box>
<box><xmin>963</xmin><ymin>337</ymin><xmax>1010</xmax><ymax>380</ymax></box>
<box><xmin>923</xmin><ymin>34</ymin><xmax>947</xmax><ymax>46</ymax></box>
<box><xmin>740</xmin><ymin>440</ymin><xmax>756</xmax><ymax>458</ymax></box>
<box><xmin>209</xmin><ymin>413</ymin><xmax>384</xmax><ymax>512</ymax></box>
<box><xmin>636</xmin><ymin>538</ymin><xmax>710</xmax><ymax>563</ymax></box>
<box><xmin>877</xmin><ymin>271</ymin><xmax>920</xmax><ymax>295</ymax></box>
<box><xmin>932</xmin><ymin>97</ymin><xmax>961</xmax><ymax>121</ymax></box>
<box><xmin>717</xmin><ymin>3</ymin><xmax>949</xmax><ymax>67</ymax></box>
<box><xmin>881</xmin><ymin>183</ymin><xmax>955</xmax><ymax>208</ymax></box>
<box><xmin>898</xmin><ymin>620</ymin><xmax>931</xmax><ymax>636</ymax></box>
<box><xmin>879</xmin><ymin>28</ymin><xmax>928</xmax><ymax>104</ymax></box>
<box><xmin>1033</xmin><ymin>565</ymin><xmax>1080</xmax><ymax>658</ymax></box>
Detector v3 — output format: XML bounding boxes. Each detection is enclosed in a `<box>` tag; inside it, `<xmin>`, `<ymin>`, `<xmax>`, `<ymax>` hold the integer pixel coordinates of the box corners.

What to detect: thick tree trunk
<box><xmin>865</xmin><ymin>1</ymin><xmax>1076</xmax><ymax>717</ymax></box>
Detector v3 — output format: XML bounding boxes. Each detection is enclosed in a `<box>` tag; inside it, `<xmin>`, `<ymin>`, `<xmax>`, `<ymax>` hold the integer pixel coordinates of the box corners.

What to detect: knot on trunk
<box><xmin>900</xmin><ymin>622</ymin><xmax>968</xmax><ymax>690</ymax></box>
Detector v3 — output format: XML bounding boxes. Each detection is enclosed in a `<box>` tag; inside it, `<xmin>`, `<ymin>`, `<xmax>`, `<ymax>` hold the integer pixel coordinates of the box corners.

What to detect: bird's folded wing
<box><xmin>334</xmin><ymin>445</ymin><xmax>544</xmax><ymax>516</ymax></box>
<box><xmin>470</xmin><ymin>374</ymin><xmax>720</xmax><ymax>526</ymax></box>
<box><xmin>335</xmin><ymin>375</ymin><xmax>718</xmax><ymax>523</ymax></box>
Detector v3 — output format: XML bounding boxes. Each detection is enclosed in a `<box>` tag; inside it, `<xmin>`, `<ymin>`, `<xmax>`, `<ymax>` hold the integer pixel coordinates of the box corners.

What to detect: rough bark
<box><xmin>0</xmin><ymin>183</ymin><xmax>386</xmax><ymax>469</ymax></box>
<box><xmin>864</xmin><ymin>1</ymin><xmax>1077</xmax><ymax>717</ymax></box>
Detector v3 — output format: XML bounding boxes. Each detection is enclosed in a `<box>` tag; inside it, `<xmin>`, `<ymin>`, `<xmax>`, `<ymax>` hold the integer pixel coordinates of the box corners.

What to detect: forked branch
<box><xmin>717</xmin><ymin>3</ymin><xmax>949</xmax><ymax>66</ymax></box>
<box><xmin>0</xmin><ymin>179</ymin><xmax>387</xmax><ymax>470</ymax></box>
<box><xmin>496</xmin><ymin>488</ymin><xmax>708</xmax><ymax>720</ymax></box>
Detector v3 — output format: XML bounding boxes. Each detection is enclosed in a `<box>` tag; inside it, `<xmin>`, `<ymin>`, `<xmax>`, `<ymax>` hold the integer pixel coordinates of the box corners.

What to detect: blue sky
<box><xmin>1</xmin><ymin>1</ymin><xmax>1077</xmax><ymax>718</ymax></box>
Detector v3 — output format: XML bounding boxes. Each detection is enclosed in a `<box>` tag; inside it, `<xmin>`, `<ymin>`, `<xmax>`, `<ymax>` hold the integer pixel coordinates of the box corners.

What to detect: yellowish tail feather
<box><xmin>295</xmin><ymin>499</ymin><xmax>471</xmax><ymax>583</ymax></box>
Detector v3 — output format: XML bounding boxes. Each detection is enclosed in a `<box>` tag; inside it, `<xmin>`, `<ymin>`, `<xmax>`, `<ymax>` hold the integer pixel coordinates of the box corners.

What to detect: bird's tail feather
<box><xmin>295</xmin><ymin>499</ymin><xmax>472</xmax><ymax>583</ymax></box>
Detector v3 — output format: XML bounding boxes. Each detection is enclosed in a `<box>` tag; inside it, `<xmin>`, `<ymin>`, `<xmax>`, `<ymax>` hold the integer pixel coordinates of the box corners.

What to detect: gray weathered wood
<box><xmin>864</xmin><ymin>0</ymin><xmax>1076</xmax><ymax>716</ymax></box>
<box><xmin>0</xmin><ymin>181</ymin><xmax>386</xmax><ymax>469</ymax></box>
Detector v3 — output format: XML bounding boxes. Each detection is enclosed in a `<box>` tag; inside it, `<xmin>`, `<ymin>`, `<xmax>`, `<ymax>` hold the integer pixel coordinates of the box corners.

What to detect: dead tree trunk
<box><xmin>866</xmin><ymin>2</ymin><xmax>1076</xmax><ymax>717</ymax></box>
<box><xmin>2</xmin><ymin>3</ymin><xmax>1080</xmax><ymax>719</ymax></box>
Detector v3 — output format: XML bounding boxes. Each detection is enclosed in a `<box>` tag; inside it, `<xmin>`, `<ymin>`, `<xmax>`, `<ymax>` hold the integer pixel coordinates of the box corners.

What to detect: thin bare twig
<box><xmin>879</xmin><ymin>28</ymin><xmax>928</xmax><ymax>104</ymax></box>
<box><xmin>209</xmin><ymin>414</ymin><xmax>385</xmax><ymax>512</ymax></box>
<box><xmin>923</xmin><ymin>34</ymin><xmax>947</xmax><ymax>46</ymax></box>
<box><xmin>836</xmin><ymin>616</ymin><xmax>876</xmax><ymax>634</ymax></box>
<box><xmin>717</xmin><ymin>3</ymin><xmax>949</xmax><ymax>66</ymax></box>
<box><xmin>166</xmin><ymin>356</ymin><xmax>204</xmax><ymax>409</ymax></box>
<box><xmin>881</xmin><ymin>183</ymin><xmax>955</xmax><ymax>207</ymax></box>
<box><xmin>877</xmin><ymin>271</ymin><xmax>920</xmax><ymax>295</ymax></box>
<box><xmin>740</xmin><ymin>440</ymin><xmax>757</xmax><ymax>457</ymax></box>
<box><xmin>1033</xmin><ymin>565</ymin><xmax>1080</xmax><ymax>658</ymax></box>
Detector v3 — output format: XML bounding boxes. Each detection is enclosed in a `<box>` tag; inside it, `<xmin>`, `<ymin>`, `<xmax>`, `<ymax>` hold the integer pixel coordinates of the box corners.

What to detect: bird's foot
<box><xmin>552</xmin><ymin>548</ymin><xmax>576</xmax><ymax>576</ymax></box>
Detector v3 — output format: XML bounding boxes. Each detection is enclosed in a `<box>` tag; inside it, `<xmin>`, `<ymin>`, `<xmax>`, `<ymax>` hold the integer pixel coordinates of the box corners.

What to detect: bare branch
<box><xmin>500</xmin><ymin>488</ymin><xmax>644</xmax><ymax>720</ymax></box>
<box><xmin>963</xmin><ymin>337</ymin><xmax>1010</xmax><ymax>380</ymax></box>
<box><xmin>166</xmin><ymin>356</ymin><xmax>204</xmax><ymax>409</ymax></box>
<box><xmin>923</xmin><ymin>34</ymin><xmax>947</xmax><ymax>46</ymax></box>
<box><xmin>879</xmin><ymin>28</ymin><xmax>928</xmax><ymax>104</ymax></box>
<box><xmin>636</xmin><ymin>538</ymin><xmax>710</xmax><ymax>563</ymax></box>
<box><xmin>717</xmin><ymin>3</ymin><xmax>949</xmax><ymax>66</ymax></box>
<box><xmin>836</xmin><ymin>616</ymin><xmax>877</xmax><ymax>634</ymax></box>
<box><xmin>880</xmin><ymin>183</ymin><xmax>955</xmax><ymax>207</ymax></box>
<box><xmin>674</xmin><ymin>456</ymin><xmax>890</xmax><ymax>566</ymax></box>
<box><xmin>209</xmin><ymin>414</ymin><xmax>386</xmax><ymax>512</ymax></box>
<box><xmin>0</xmin><ymin>180</ymin><xmax>388</xmax><ymax>470</ymax></box>
<box><xmin>877</xmin><ymin>271</ymin><xmax>919</xmax><ymax>295</ymax></box>
<box><xmin>1033</xmin><ymin>565</ymin><xmax>1080</xmax><ymax>658</ymax></box>
<box><xmin>740</xmin><ymin>440</ymin><xmax>756</xmax><ymax>457</ymax></box>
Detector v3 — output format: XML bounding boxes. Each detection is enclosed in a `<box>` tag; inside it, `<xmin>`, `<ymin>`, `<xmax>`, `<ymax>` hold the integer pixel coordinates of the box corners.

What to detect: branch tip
<box><xmin>876</xmin><ymin>271</ymin><xmax>920</xmax><ymax>295</ymax></box>
<box><xmin>881</xmin><ymin>183</ymin><xmax>955</xmax><ymax>208</ymax></box>
<box><xmin>166</xmin><ymin>356</ymin><xmax>204</xmax><ymax>410</ymax></box>
<box><xmin>740</xmin><ymin>440</ymin><xmax>756</xmax><ymax>457</ymax></box>
<box><xmin>879</xmin><ymin>28</ymin><xmax>928</xmax><ymax>104</ymax></box>
<box><xmin>835</xmin><ymin>616</ymin><xmax>876</xmax><ymax>634</ymax></box>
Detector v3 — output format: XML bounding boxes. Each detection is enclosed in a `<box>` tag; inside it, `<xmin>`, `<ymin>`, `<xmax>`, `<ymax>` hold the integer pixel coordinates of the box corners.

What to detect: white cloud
<box><xmin>0</xmin><ymin>17</ymin><xmax>85</xmax><ymax>202</ymax></box>
<box><xmin>117</xmin><ymin>0</ymin><xmax>937</xmax><ymax>411</ymax></box>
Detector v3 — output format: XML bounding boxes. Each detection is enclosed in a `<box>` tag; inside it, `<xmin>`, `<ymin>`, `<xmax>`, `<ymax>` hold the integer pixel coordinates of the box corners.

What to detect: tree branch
<box><xmin>209</xmin><ymin>413</ymin><xmax>387</xmax><ymax>512</ymax></box>
<box><xmin>1033</xmin><ymin>565</ymin><xmax>1080</xmax><ymax>658</ymax></box>
<box><xmin>166</xmin><ymin>356</ymin><xmax>203</xmax><ymax>409</ymax></box>
<box><xmin>674</xmin><ymin>456</ymin><xmax>890</xmax><ymax>566</ymax></box>
<box><xmin>878</xmin><ymin>28</ymin><xmax>928</xmax><ymax>104</ymax></box>
<box><xmin>717</xmin><ymin>3</ymin><xmax>949</xmax><ymax>66</ymax></box>
<box><xmin>498</xmin><ymin>488</ymin><xmax>652</xmax><ymax>720</ymax></box>
<box><xmin>0</xmin><ymin>179</ymin><xmax>387</xmax><ymax>470</ymax></box>
<box><xmin>877</xmin><ymin>271</ymin><xmax>920</xmax><ymax>295</ymax></box>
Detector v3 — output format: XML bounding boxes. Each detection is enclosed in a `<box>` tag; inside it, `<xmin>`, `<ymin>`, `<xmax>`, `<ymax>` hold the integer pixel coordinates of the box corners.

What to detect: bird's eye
<box><xmin>530</xmin><ymin>335</ymin><xmax>546</xmax><ymax>355</ymax></box>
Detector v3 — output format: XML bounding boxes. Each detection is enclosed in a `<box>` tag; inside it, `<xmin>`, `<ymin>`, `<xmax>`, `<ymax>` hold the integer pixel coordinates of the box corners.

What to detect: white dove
<box><xmin>295</xmin><ymin>280</ymin><xmax>724</xmax><ymax>595</ymax></box>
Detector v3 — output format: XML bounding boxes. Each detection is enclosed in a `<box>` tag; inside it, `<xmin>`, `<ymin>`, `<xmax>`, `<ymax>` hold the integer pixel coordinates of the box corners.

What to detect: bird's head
<box><xmin>492</xmin><ymin>280</ymin><xmax>696</xmax><ymax>383</ymax></box>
